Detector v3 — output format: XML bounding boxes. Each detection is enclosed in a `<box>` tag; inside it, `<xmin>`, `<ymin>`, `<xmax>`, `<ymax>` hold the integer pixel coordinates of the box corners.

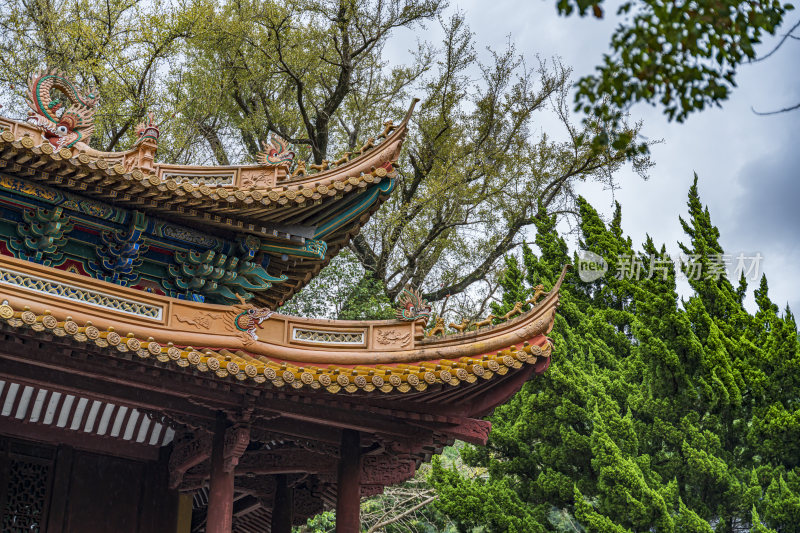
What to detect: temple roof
<box><xmin>0</xmin><ymin>103</ymin><xmax>413</xmax><ymax>233</ymax></box>
<box><xmin>0</xmin><ymin>72</ymin><xmax>564</xmax><ymax>530</ymax></box>
<box><xmin>0</xmin><ymin>255</ymin><xmax>564</xmax><ymax>515</ymax></box>
<box><xmin>0</xmin><ymin>77</ymin><xmax>416</xmax><ymax>307</ymax></box>
<box><xmin>0</xmin><ymin>69</ymin><xmax>561</xmax><ymax>400</ymax></box>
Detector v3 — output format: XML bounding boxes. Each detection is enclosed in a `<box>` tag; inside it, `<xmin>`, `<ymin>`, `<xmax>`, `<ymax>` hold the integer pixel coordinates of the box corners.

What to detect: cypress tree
<box><xmin>430</xmin><ymin>177</ymin><xmax>800</xmax><ymax>532</ymax></box>
<box><xmin>491</xmin><ymin>252</ymin><xmax>529</xmax><ymax>317</ymax></box>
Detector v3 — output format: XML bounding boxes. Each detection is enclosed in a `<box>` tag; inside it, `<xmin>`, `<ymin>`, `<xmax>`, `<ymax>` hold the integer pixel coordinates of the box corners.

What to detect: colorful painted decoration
<box><xmin>0</xmin><ymin>88</ymin><xmax>414</xmax><ymax>313</ymax></box>
<box><xmin>234</xmin><ymin>307</ymin><xmax>274</xmax><ymax>341</ymax></box>
<box><xmin>135</xmin><ymin>112</ymin><xmax>160</xmax><ymax>143</ymax></box>
<box><xmin>26</xmin><ymin>69</ymin><xmax>97</xmax><ymax>149</ymax></box>
<box><xmin>395</xmin><ymin>286</ymin><xmax>432</xmax><ymax>322</ymax></box>
<box><xmin>0</xmin><ymin>174</ymin><xmax>118</xmax><ymax>221</ymax></box>
<box><xmin>166</xmin><ymin>245</ymin><xmax>288</xmax><ymax>305</ymax></box>
<box><xmin>259</xmin><ymin>238</ymin><xmax>327</xmax><ymax>261</ymax></box>
<box><xmin>257</xmin><ymin>133</ymin><xmax>295</xmax><ymax>166</ymax></box>
<box><xmin>89</xmin><ymin>212</ymin><xmax>148</xmax><ymax>285</ymax></box>
<box><xmin>0</xmin><ymin>172</ymin><xmax>331</xmax><ymax>305</ymax></box>
<box><xmin>10</xmin><ymin>207</ymin><xmax>73</xmax><ymax>266</ymax></box>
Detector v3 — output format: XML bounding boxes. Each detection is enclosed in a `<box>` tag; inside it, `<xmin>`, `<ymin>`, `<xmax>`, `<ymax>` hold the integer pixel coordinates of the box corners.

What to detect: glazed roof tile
<box><xmin>0</xmin><ymin>297</ymin><xmax>552</xmax><ymax>394</ymax></box>
<box><xmin>0</xmin><ymin>101</ymin><xmax>415</xmax><ymax>234</ymax></box>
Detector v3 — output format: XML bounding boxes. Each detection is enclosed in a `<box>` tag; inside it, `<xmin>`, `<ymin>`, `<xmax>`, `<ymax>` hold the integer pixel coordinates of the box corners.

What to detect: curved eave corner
<box><xmin>0</xmin><ymin>100</ymin><xmax>417</xmax><ymax>230</ymax></box>
<box><xmin>0</xmin><ymin>259</ymin><xmax>567</xmax><ymax>396</ymax></box>
<box><xmin>262</xmin><ymin>176</ymin><xmax>397</xmax><ymax>308</ymax></box>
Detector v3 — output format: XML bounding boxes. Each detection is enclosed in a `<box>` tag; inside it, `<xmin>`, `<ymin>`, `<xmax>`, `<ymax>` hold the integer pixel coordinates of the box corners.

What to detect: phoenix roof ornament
<box><xmin>26</xmin><ymin>69</ymin><xmax>97</xmax><ymax>150</ymax></box>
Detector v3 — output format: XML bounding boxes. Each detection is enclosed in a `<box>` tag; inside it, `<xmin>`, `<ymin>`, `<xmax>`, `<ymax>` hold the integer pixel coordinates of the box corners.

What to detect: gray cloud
<box><xmin>730</xmin><ymin>127</ymin><xmax>800</xmax><ymax>248</ymax></box>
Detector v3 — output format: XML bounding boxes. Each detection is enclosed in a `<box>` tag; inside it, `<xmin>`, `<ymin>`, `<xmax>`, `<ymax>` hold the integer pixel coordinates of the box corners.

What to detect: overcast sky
<box><xmin>388</xmin><ymin>0</ymin><xmax>800</xmax><ymax>313</ymax></box>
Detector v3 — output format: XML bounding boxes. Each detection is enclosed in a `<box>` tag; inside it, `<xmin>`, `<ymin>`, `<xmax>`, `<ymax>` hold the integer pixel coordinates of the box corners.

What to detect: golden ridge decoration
<box><xmin>474</xmin><ymin>314</ymin><xmax>496</xmax><ymax>329</ymax></box>
<box><xmin>377</xmin><ymin>120</ymin><xmax>397</xmax><ymax>139</ymax></box>
<box><xmin>426</xmin><ymin>317</ymin><xmax>446</xmax><ymax>337</ymax></box>
<box><xmin>501</xmin><ymin>301</ymin><xmax>526</xmax><ymax>321</ymax></box>
<box><xmin>308</xmin><ymin>160</ymin><xmax>329</xmax><ymax>173</ymax></box>
<box><xmin>291</xmin><ymin>161</ymin><xmax>307</xmax><ymax>178</ymax></box>
<box><xmin>526</xmin><ymin>284</ymin><xmax>548</xmax><ymax>306</ymax></box>
<box><xmin>134</xmin><ymin>112</ymin><xmax>160</xmax><ymax>143</ymax></box>
<box><xmin>333</xmin><ymin>153</ymin><xmax>351</xmax><ymax>166</ymax></box>
<box><xmin>449</xmin><ymin>318</ymin><xmax>471</xmax><ymax>333</ymax></box>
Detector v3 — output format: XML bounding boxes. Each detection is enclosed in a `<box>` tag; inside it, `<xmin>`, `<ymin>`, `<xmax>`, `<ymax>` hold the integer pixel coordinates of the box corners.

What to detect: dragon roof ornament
<box><xmin>135</xmin><ymin>112</ymin><xmax>160</xmax><ymax>144</ymax></box>
<box><xmin>26</xmin><ymin>69</ymin><xmax>97</xmax><ymax>150</ymax></box>
<box><xmin>257</xmin><ymin>133</ymin><xmax>295</xmax><ymax>167</ymax></box>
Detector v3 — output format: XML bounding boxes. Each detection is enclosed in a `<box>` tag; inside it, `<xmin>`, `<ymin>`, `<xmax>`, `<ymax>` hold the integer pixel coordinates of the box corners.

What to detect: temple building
<box><xmin>0</xmin><ymin>71</ymin><xmax>563</xmax><ymax>532</ymax></box>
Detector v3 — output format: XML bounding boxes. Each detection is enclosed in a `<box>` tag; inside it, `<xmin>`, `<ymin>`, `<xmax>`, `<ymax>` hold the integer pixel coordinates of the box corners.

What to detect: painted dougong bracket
<box><xmin>10</xmin><ymin>206</ymin><xmax>73</xmax><ymax>266</ymax></box>
<box><xmin>89</xmin><ymin>211</ymin><xmax>149</xmax><ymax>285</ymax></box>
<box><xmin>165</xmin><ymin>235</ymin><xmax>288</xmax><ymax>304</ymax></box>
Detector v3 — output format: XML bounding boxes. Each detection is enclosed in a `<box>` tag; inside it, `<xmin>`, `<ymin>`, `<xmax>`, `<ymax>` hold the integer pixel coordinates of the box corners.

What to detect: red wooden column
<box><xmin>336</xmin><ymin>429</ymin><xmax>361</xmax><ymax>533</ymax></box>
<box><xmin>207</xmin><ymin>412</ymin><xmax>234</xmax><ymax>533</ymax></box>
<box><xmin>270</xmin><ymin>474</ymin><xmax>294</xmax><ymax>533</ymax></box>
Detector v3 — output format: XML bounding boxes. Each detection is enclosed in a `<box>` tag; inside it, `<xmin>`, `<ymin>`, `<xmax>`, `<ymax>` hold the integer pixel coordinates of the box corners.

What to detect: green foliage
<box><xmin>490</xmin><ymin>252</ymin><xmax>529</xmax><ymax>317</ymax></box>
<box><xmin>279</xmin><ymin>249</ymin><xmax>393</xmax><ymax>321</ymax></box>
<box><xmin>294</xmin><ymin>510</ymin><xmax>336</xmax><ymax>533</ymax></box>
<box><xmin>430</xmin><ymin>176</ymin><xmax>800</xmax><ymax>532</ymax></box>
<box><xmin>356</xmin><ymin>16</ymin><xmax>650</xmax><ymax>307</ymax></box>
<box><xmin>175</xmin><ymin>0</ymin><xmax>444</xmax><ymax>164</ymax></box>
<box><xmin>338</xmin><ymin>274</ymin><xmax>395</xmax><ymax>321</ymax></box>
<box><xmin>563</xmin><ymin>0</ymin><xmax>795</xmax><ymax>124</ymax></box>
<box><xmin>295</xmin><ymin>462</ymin><xmax>458</xmax><ymax>532</ymax></box>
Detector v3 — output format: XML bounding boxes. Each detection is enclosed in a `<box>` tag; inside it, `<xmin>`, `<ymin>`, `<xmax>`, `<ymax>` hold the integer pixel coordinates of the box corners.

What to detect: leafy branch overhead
<box><xmin>180</xmin><ymin>0</ymin><xmax>444</xmax><ymax>165</ymax></box>
<box><xmin>559</xmin><ymin>0</ymin><xmax>796</xmax><ymax>122</ymax></box>
<box><xmin>351</xmin><ymin>14</ymin><xmax>651</xmax><ymax>308</ymax></box>
<box><xmin>0</xmin><ymin>0</ymin><xmax>202</xmax><ymax>152</ymax></box>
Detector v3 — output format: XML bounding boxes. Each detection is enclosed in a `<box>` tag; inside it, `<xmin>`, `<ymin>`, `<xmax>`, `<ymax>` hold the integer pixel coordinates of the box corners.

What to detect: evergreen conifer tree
<box><xmin>430</xmin><ymin>177</ymin><xmax>800</xmax><ymax>532</ymax></box>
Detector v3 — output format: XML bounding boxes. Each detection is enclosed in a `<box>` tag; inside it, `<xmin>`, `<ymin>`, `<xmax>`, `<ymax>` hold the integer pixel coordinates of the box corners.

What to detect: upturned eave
<box><xmin>0</xmin><ymin>255</ymin><xmax>564</xmax><ymax>397</ymax></box>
